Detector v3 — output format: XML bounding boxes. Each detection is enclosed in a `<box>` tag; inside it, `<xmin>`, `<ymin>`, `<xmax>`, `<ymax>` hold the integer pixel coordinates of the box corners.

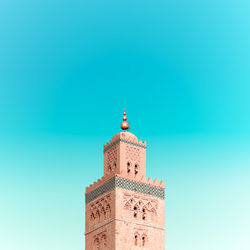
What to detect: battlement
<box><xmin>85</xmin><ymin>112</ymin><xmax>165</xmax><ymax>250</ymax></box>
<box><xmin>85</xmin><ymin>171</ymin><xmax>165</xmax><ymax>195</ymax></box>
<box><xmin>104</xmin><ymin>131</ymin><xmax>146</xmax><ymax>152</ymax></box>
<box><xmin>85</xmin><ymin>172</ymin><xmax>116</xmax><ymax>194</ymax></box>
<box><xmin>85</xmin><ymin>174</ymin><xmax>165</xmax><ymax>204</ymax></box>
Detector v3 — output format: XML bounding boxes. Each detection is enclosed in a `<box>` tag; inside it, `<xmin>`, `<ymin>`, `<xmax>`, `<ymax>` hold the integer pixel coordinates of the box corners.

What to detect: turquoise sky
<box><xmin>0</xmin><ymin>0</ymin><xmax>250</xmax><ymax>249</ymax></box>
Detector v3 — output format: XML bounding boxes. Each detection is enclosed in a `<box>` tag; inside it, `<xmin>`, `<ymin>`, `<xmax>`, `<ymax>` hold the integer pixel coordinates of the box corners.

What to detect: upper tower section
<box><xmin>103</xmin><ymin>110</ymin><xmax>147</xmax><ymax>180</ymax></box>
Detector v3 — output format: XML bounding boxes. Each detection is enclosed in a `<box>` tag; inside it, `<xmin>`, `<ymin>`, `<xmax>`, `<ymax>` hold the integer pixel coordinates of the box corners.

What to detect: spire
<box><xmin>121</xmin><ymin>109</ymin><xmax>129</xmax><ymax>131</ymax></box>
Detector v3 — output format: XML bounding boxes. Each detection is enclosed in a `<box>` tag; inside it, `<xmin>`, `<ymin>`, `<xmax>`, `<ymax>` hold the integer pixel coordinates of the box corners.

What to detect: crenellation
<box><xmin>85</xmin><ymin>113</ymin><xmax>165</xmax><ymax>250</ymax></box>
<box><xmin>86</xmin><ymin>174</ymin><xmax>165</xmax><ymax>194</ymax></box>
<box><xmin>148</xmin><ymin>177</ymin><xmax>153</xmax><ymax>184</ymax></box>
<box><xmin>103</xmin><ymin>132</ymin><xmax>147</xmax><ymax>152</ymax></box>
<box><xmin>160</xmin><ymin>180</ymin><xmax>165</xmax><ymax>188</ymax></box>
<box><xmin>86</xmin><ymin>172</ymin><xmax>115</xmax><ymax>193</ymax></box>
<box><xmin>153</xmin><ymin>178</ymin><xmax>159</xmax><ymax>185</ymax></box>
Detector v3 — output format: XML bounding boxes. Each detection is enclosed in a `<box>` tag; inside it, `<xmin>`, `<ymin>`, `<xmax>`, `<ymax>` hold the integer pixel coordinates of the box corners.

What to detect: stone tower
<box><xmin>85</xmin><ymin>111</ymin><xmax>165</xmax><ymax>250</ymax></box>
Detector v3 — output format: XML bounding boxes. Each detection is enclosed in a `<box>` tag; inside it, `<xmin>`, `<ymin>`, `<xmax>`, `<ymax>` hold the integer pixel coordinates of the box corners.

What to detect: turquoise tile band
<box><xmin>104</xmin><ymin>139</ymin><xmax>146</xmax><ymax>152</ymax></box>
<box><xmin>85</xmin><ymin>176</ymin><xmax>164</xmax><ymax>204</ymax></box>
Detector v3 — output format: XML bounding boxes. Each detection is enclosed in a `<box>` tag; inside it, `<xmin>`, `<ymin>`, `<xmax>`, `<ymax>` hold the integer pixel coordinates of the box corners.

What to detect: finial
<box><xmin>121</xmin><ymin>109</ymin><xmax>129</xmax><ymax>131</ymax></box>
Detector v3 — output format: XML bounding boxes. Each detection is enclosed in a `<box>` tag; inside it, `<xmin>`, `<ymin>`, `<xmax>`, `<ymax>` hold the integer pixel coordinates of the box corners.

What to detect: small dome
<box><xmin>112</xmin><ymin>131</ymin><xmax>138</xmax><ymax>142</ymax></box>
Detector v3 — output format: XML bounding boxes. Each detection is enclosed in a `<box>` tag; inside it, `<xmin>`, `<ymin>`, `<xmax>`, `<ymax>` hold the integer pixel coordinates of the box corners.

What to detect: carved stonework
<box><xmin>125</xmin><ymin>145</ymin><xmax>140</xmax><ymax>164</ymax></box>
<box><xmin>93</xmin><ymin>230</ymin><xmax>107</xmax><ymax>250</ymax></box>
<box><xmin>104</xmin><ymin>138</ymin><xmax>146</xmax><ymax>153</ymax></box>
<box><xmin>123</xmin><ymin>193</ymin><xmax>158</xmax><ymax>223</ymax></box>
<box><xmin>134</xmin><ymin>228</ymin><xmax>148</xmax><ymax>247</ymax></box>
<box><xmin>85</xmin><ymin>130</ymin><xmax>165</xmax><ymax>250</ymax></box>
<box><xmin>105</xmin><ymin>145</ymin><xmax>117</xmax><ymax>173</ymax></box>
<box><xmin>125</xmin><ymin>145</ymin><xmax>141</xmax><ymax>175</ymax></box>
<box><xmin>86</xmin><ymin>176</ymin><xmax>165</xmax><ymax>204</ymax></box>
<box><xmin>89</xmin><ymin>194</ymin><xmax>112</xmax><ymax>228</ymax></box>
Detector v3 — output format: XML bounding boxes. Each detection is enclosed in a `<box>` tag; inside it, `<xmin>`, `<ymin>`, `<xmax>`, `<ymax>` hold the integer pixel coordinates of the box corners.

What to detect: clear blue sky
<box><xmin>0</xmin><ymin>0</ymin><xmax>250</xmax><ymax>249</ymax></box>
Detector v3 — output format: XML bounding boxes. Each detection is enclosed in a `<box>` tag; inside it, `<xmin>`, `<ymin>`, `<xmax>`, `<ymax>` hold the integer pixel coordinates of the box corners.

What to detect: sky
<box><xmin>0</xmin><ymin>0</ymin><xmax>250</xmax><ymax>249</ymax></box>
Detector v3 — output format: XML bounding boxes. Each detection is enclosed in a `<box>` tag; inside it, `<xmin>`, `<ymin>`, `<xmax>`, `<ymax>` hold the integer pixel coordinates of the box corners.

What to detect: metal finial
<box><xmin>121</xmin><ymin>109</ymin><xmax>129</xmax><ymax>131</ymax></box>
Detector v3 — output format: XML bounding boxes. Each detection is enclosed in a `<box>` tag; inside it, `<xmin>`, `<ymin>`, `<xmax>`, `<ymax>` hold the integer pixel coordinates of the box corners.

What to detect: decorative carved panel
<box><xmin>134</xmin><ymin>228</ymin><xmax>148</xmax><ymax>247</ymax></box>
<box><xmin>93</xmin><ymin>230</ymin><xmax>107</xmax><ymax>250</ymax></box>
<box><xmin>123</xmin><ymin>193</ymin><xmax>158</xmax><ymax>223</ymax></box>
<box><xmin>105</xmin><ymin>145</ymin><xmax>118</xmax><ymax>173</ymax></box>
<box><xmin>89</xmin><ymin>194</ymin><xmax>112</xmax><ymax>228</ymax></box>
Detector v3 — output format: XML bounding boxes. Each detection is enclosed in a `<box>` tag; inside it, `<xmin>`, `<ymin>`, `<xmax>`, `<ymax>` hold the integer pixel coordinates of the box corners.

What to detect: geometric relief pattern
<box><xmin>89</xmin><ymin>194</ymin><xmax>111</xmax><ymax>228</ymax></box>
<box><xmin>115</xmin><ymin>177</ymin><xmax>165</xmax><ymax>200</ymax></box>
<box><xmin>93</xmin><ymin>230</ymin><xmax>107</xmax><ymax>250</ymax></box>
<box><xmin>86</xmin><ymin>178</ymin><xmax>115</xmax><ymax>204</ymax></box>
<box><xmin>126</xmin><ymin>145</ymin><xmax>140</xmax><ymax>164</ymax></box>
<box><xmin>123</xmin><ymin>193</ymin><xmax>158</xmax><ymax>223</ymax></box>
<box><xmin>86</xmin><ymin>177</ymin><xmax>165</xmax><ymax>204</ymax></box>
<box><xmin>104</xmin><ymin>138</ymin><xmax>146</xmax><ymax>153</ymax></box>
<box><xmin>125</xmin><ymin>145</ymin><xmax>141</xmax><ymax>175</ymax></box>
<box><xmin>105</xmin><ymin>145</ymin><xmax>117</xmax><ymax>173</ymax></box>
<box><xmin>134</xmin><ymin>228</ymin><xmax>148</xmax><ymax>248</ymax></box>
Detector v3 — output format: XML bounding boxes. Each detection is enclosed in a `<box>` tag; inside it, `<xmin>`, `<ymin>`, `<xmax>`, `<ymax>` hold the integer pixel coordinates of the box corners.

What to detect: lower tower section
<box><xmin>114</xmin><ymin>187</ymin><xmax>165</xmax><ymax>250</ymax></box>
<box><xmin>85</xmin><ymin>127</ymin><xmax>165</xmax><ymax>249</ymax></box>
<box><xmin>85</xmin><ymin>175</ymin><xmax>165</xmax><ymax>250</ymax></box>
<box><xmin>85</xmin><ymin>190</ymin><xmax>116</xmax><ymax>249</ymax></box>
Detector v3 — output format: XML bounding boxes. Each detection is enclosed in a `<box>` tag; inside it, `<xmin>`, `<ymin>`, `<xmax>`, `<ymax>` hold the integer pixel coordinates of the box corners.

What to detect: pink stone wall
<box><xmin>85</xmin><ymin>190</ymin><xmax>116</xmax><ymax>250</ymax></box>
<box><xmin>103</xmin><ymin>132</ymin><xmax>146</xmax><ymax>179</ymax></box>
<box><xmin>119</xmin><ymin>140</ymin><xmax>146</xmax><ymax>181</ymax></box>
<box><xmin>85</xmin><ymin>187</ymin><xmax>165</xmax><ymax>250</ymax></box>
<box><xmin>114</xmin><ymin>188</ymin><xmax>165</xmax><ymax>250</ymax></box>
<box><xmin>85</xmin><ymin>221</ymin><xmax>115</xmax><ymax>250</ymax></box>
<box><xmin>85</xmin><ymin>131</ymin><xmax>165</xmax><ymax>250</ymax></box>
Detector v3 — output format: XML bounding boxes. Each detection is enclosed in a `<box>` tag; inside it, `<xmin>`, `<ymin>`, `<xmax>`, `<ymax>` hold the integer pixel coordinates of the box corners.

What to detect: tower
<box><xmin>85</xmin><ymin>110</ymin><xmax>165</xmax><ymax>250</ymax></box>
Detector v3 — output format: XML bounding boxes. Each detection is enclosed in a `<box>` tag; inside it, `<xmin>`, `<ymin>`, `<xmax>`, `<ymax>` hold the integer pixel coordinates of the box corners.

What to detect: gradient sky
<box><xmin>0</xmin><ymin>0</ymin><xmax>250</xmax><ymax>249</ymax></box>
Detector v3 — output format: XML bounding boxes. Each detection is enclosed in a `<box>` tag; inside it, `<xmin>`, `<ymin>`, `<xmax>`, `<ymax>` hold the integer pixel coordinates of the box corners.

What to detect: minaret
<box><xmin>85</xmin><ymin>110</ymin><xmax>165</xmax><ymax>250</ymax></box>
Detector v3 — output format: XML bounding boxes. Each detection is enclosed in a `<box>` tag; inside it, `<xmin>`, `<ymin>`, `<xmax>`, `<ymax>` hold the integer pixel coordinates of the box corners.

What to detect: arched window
<box><xmin>95</xmin><ymin>210</ymin><xmax>100</xmax><ymax>223</ymax></box>
<box><xmin>134</xmin><ymin>164</ymin><xmax>138</xmax><ymax>175</ymax></box>
<box><xmin>100</xmin><ymin>207</ymin><xmax>106</xmax><ymax>221</ymax></box>
<box><xmin>151</xmin><ymin>207</ymin><xmax>157</xmax><ymax>222</ymax></box>
<box><xmin>133</xmin><ymin>205</ymin><xmax>138</xmax><ymax>211</ymax></box>
<box><xmin>134</xmin><ymin>234</ymin><xmax>139</xmax><ymax>246</ymax></box>
<box><xmin>124</xmin><ymin>201</ymin><xmax>131</xmax><ymax>210</ymax></box>
<box><xmin>142</xmin><ymin>206</ymin><xmax>147</xmax><ymax>221</ymax></box>
<box><xmin>101</xmin><ymin>234</ymin><xmax>107</xmax><ymax>248</ymax></box>
<box><xmin>127</xmin><ymin>162</ymin><xmax>131</xmax><ymax>173</ymax></box>
<box><xmin>142</xmin><ymin>235</ymin><xmax>146</xmax><ymax>247</ymax></box>
<box><xmin>94</xmin><ymin>237</ymin><xmax>100</xmax><ymax>250</ymax></box>
<box><xmin>133</xmin><ymin>203</ymin><xmax>140</xmax><ymax>219</ymax></box>
<box><xmin>90</xmin><ymin>212</ymin><xmax>95</xmax><ymax>227</ymax></box>
<box><xmin>106</xmin><ymin>204</ymin><xmax>111</xmax><ymax>218</ymax></box>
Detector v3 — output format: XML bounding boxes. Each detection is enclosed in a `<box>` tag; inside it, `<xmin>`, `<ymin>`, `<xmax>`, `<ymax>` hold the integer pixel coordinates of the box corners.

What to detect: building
<box><xmin>85</xmin><ymin>110</ymin><xmax>165</xmax><ymax>249</ymax></box>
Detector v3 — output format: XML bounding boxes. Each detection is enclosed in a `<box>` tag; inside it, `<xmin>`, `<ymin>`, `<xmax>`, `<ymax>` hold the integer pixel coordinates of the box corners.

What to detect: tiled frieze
<box><xmin>86</xmin><ymin>176</ymin><xmax>165</xmax><ymax>204</ymax></box>
<box><xmin>104</xmin><ymin>138</ymin><xmax>146</xmax><ymax>152</ymax></box>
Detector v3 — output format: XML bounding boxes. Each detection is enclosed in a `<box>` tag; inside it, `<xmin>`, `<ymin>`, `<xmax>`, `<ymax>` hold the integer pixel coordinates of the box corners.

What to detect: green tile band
<box><xmin>104</xmin><ymin>139</ymin><xmax>146</xmax><ymax>152</ymax></box>
<box><xmin>85</xmin><ymin>176</ymin><xmax>164</xmax><ymax>204</ymax></box>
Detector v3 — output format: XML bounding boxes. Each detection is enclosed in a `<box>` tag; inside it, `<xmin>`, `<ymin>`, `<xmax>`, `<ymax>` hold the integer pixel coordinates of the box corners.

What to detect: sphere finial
<box><xmin>121</xmin><ymin>109</ymin><xmax>129</xmax><ymax>131</ymax></box>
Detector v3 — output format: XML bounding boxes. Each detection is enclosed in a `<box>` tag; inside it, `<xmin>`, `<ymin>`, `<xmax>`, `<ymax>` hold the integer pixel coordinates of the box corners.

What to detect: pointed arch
<box><xmin>100</xmin><ymin>206</ymin><xmax>106</xmax><ymax>221</ymax></box>
<box><xmin>106</xmin><ymin>204</ymin><xmax>111</xmax><ymax>218</ymax></box>
<box><xmin>90</xmin><ymin>212</ymin><xmax>95</xmax><ymax>227</ymax></box>
<box><xmin>95</xmin><ymin>210</ymin><xmax>100</xmax><ymax>224</ymax></box>
<box><xmin>141</xmin><ymin>234</ymin><xmax>147</xmax><ymax>247</ymax></box>
<box><xmin>94</xmin><ymin>237</ymin><xmax>100</xmax><ymax>250</ymax></box>
<box><xmin>124</xmin><ymin>200</ymin><xmax>132</xmax><ymax>210</ymax></box>
<box><xmin>101</xmin><ymin>234</ymin><xmax>107</xmax><ymax>248</ymax></box>
<box><xmin>150</xmin><ymin>207</ymin><xmax>157</xmax><ymax>222</ymax></box>
<box><xmin>134</xmin><ymin>232</ymin><xmax>140</xmax><ymax>246</ymax></box>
